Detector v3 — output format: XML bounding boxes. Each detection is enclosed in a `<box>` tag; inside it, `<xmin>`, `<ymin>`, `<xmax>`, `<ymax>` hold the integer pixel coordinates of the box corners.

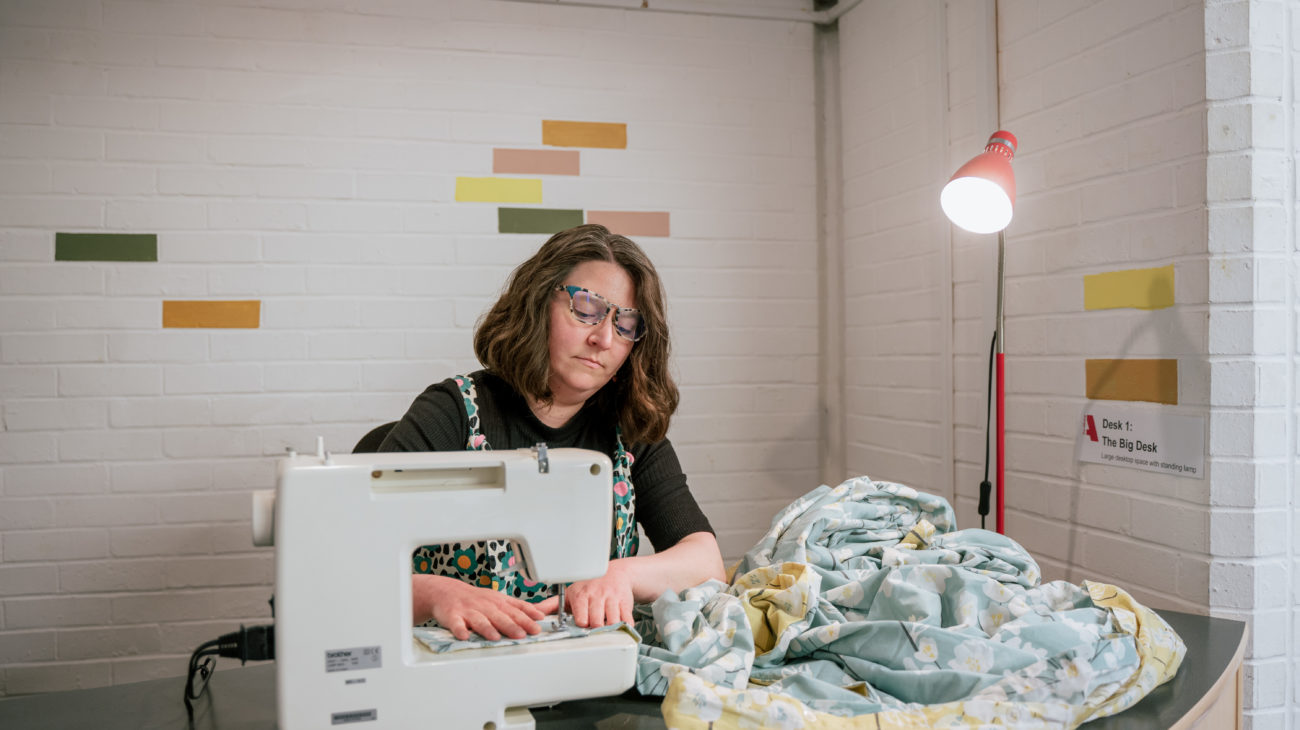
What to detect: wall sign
<box><xmin>1078</xmin><ymin>405</ymin><xmax>1205</xmax><ymax>479</ymax></box>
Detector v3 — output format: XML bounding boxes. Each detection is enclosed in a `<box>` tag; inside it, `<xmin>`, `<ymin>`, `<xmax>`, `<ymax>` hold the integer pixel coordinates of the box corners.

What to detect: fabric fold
<box><xmin>643</xmin><ymin>476</ymin><xmax>1185</xmax><ymax>729</ymax></box>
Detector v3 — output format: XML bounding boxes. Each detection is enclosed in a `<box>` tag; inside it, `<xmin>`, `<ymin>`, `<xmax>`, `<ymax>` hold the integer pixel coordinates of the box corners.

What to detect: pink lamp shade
<box><xmin>941</xmin><ymin>131</ymin><xmax>1018</xmax><ymax>234</ymax></box>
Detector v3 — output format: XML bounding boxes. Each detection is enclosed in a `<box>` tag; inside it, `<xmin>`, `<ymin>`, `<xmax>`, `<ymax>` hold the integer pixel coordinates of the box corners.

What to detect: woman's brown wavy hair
<box><xmin>473</xmin><ymin>224</ymin><xmax>678</xmax><ymax>445</ymax></box>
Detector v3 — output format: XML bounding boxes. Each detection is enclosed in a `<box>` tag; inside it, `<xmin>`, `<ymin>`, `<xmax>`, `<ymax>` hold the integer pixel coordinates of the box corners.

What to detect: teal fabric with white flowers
<box><xmin>642</xmin><ymin>476</ymin><xmax>1185</xmax><ymax>727</ymax></box>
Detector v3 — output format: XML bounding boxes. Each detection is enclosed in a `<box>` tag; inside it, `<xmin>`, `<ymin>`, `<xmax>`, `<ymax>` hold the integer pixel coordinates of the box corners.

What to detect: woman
<box><xmin>379</xmin><ymin>224</ymin><xmax>725</xmax><ymax>642</ymax></box>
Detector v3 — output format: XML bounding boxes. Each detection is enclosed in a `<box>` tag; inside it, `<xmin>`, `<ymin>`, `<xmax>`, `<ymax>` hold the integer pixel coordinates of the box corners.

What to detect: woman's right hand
<box><xmin>412</xmin><ymin>574</ymin><xmax>547</xmax><ymax>641</ymax></box>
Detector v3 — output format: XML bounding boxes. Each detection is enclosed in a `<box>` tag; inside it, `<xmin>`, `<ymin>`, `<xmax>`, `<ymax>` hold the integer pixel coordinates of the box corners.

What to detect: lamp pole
<box><xmin>995</xmin><ymin>231</ymin><xmax>1005</xmax><ymax>534</ymax></box>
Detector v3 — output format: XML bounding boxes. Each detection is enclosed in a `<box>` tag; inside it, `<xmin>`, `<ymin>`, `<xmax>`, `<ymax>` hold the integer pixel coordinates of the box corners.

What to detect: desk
<box><xmin>0</xmin><ymin>610</ymin><xmax>1245</xmax><ymax>729</ymax></box>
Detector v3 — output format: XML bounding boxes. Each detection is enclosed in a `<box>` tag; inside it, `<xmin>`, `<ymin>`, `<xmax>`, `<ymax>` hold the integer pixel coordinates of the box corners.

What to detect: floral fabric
<box><xmin>643</xmin><ymin>476</ymin><xmax>1186</xmax><ymax>729</ymax></box>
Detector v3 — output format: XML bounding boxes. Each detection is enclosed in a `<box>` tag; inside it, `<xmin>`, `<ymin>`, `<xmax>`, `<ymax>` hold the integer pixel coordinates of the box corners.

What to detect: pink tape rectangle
<box><xmin>586</xmin><ymin>211</ymin><xmax>670</xmax><ymax>237</ymax></box>
<box><xmin>493</xmin><ymin>148</ymin><xmax>581</xmax><ymax>176</ymax></box>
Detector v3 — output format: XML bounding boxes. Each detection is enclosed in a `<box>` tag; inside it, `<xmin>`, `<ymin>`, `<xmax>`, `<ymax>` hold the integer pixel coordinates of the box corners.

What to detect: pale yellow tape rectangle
<box><xmin>455</xmin><ymin>177</ymin><xmax>543</xmax><ymax>203</ymax></box>
<box><xmin>1084</xmin><ymin>264</ymin><xmax>1174</xmax><ymax>310</ymax></box>
<box><xmin>163</xmin><ymin>300</ymin><xmax>261</xmax><ymax>329</ymax></box>
<box><xmin>1085</xmin><ymin>358</ymin><xmax>1178</xmax><ymax>405</ymax></box>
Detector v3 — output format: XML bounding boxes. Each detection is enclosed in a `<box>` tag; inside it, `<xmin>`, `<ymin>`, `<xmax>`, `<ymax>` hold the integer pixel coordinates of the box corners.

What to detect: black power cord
<box><xmin>978</xmin><ymin>331</ymin><xmax>995</xmax><ymax>530</ymax></box>
<box><xmin>183</xmin><ymin>624</ymin><xmax>275</xmax><ymax>724</ymax></box>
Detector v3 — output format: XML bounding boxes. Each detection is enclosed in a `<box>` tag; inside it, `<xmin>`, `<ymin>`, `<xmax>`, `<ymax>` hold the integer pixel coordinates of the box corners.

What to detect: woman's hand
<box><xmin>413</xmin><ymin>574</ymin><xmax>547</xmax><ymax>641</ymax></box>
<box><xmin>536</xmin><ymin>532</ymin><xmax>726</xmax><ymax>628</ymax></box>
<box><xmin>538</xmin><ymin>562</ymin><xmax>635</xmax><ymax>628</ymax></box>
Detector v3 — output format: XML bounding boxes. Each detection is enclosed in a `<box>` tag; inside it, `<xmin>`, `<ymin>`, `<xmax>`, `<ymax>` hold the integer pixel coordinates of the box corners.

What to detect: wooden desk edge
<box><xmin>1167</xmin><ymin>619</ymin><xmax>1249</xmax><ymax>730</ymax></box>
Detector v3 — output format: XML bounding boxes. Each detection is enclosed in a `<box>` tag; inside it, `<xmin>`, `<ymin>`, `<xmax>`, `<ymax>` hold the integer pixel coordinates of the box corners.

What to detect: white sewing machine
<box><xmin>251</xmin><ymin>443</ymin><xmax>639</xmax><ymax>729</ymax></box>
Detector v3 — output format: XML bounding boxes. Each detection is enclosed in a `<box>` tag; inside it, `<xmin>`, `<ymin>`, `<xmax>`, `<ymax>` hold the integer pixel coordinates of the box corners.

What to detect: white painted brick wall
<box><xmin>850</xmin><ymin>0</ymin><xmax>1294</xmax><ymax>725</ymax></box>
<box><xmin>11</xmin><ymin>0</ymin><xmax>1295</xmax><ymax>718</ymax></box>
<box><xmin>837</xmin><ymin>0</ymin><xmax>959</xmax><ymax>508</ymax></box>
<box><xmin>1206</xmin><ymin>1</ymin><xmax>1300</xmax><ymax>726</ymax></box>
<box><xmin>0</xmin><ymin>0</ymin><xmax>819</xmax><ymax>693</ymax></box>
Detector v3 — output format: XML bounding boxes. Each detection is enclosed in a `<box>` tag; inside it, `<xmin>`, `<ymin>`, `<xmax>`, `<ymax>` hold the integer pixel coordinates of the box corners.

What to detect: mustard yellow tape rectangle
<box><xmin>455</xmin><ymin>177</ymin><xmax>543</xmax><ymax>203</ymax></box>
<box><xmin>163</xmin><ymin>300</ymin><xmax>261</xmax><ymax>329</ymax></box>
<box><xmin>1085</xmin><ymin>359</ymin><xmax>1178</xmax><ymax>404</ymax></box>
<box><xmin>1084</xmin><ymin>264</ymin><xmax>1174</xmax><ymax>310</ymax></box>
<box><xmin>542</xmin><ymin>120</ymin><xmax>627</xmax><ymax>149</ymax></box>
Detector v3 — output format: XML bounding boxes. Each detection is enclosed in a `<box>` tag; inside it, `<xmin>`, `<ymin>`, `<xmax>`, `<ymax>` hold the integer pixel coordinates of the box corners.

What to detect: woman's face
<box><xmin>547</xmin><ymin>259</ymin><xmax>637</xmax><ymax>407</ymax></box>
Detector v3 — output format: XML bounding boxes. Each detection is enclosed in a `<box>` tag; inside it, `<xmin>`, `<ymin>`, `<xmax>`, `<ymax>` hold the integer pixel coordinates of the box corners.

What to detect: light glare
<box><xmin>941</xmin><ymin>176</ymin><xmax>1013</xmax><ymax>234</ymax></box>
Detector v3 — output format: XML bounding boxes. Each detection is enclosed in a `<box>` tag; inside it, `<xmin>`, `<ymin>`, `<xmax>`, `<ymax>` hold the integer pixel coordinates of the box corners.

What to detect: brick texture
<box><xmin>0</xmin><ymin>0</ymin><xmax>819</xmax><ymax>694</ymax></box>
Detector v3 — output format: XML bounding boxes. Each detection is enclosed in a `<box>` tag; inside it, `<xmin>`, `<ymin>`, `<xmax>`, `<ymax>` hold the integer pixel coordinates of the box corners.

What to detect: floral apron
<box><xmin>411</xmin><ymin>374</ymin><xmax>638</xmax><ymax>602</ymax></box>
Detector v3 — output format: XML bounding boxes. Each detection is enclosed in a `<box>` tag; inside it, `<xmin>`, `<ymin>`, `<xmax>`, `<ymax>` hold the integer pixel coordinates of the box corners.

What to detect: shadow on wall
<box><xmin>1063</xmin><ymin>272</ymin><xmax>1197</xmax><ymax>583</ymax></box>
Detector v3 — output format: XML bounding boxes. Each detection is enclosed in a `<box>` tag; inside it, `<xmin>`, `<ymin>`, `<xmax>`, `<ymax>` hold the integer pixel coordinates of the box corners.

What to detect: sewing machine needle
<box><xmin>556</xmin><ymin>584</ymin><xmax>567</xmax><ymax>630</ymax></box>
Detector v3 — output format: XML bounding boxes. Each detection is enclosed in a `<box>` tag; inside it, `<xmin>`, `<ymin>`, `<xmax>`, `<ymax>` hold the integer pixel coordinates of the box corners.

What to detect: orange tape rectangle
<box><xmin>163</xmin><ymin>300</ymin><xmax>261</xmax><ymax>329</ymax></box>
<box><xmin>542</xmin><ymin>120</ymin><xmax>627</xmax><ymax>149</ymax></box>
<box><xmin>1085</xmin><ymin>359</ymin><xmax>1177</xmax><ymax>404</ymax></box>
<box><xmin>493</xmin><ymin>148</ymin><xmax>580</xmax><ymax>176</ymax></box>
<box><xmin>587</xmin><ymin>211</ymin><xmax>671</xmax><ymax>237</ymax></box>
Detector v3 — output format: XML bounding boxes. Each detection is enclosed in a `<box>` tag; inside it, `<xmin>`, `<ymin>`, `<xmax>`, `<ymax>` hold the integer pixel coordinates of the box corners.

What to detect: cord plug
<box><xmin>978</xmin><ymin>480</ymin><xmax>991</xmax><ymax>517</ymax></box>
<box><xmin>217</xmin><ymin>624</ymin><xmax>275</xmax><ymax>665</ymax></box>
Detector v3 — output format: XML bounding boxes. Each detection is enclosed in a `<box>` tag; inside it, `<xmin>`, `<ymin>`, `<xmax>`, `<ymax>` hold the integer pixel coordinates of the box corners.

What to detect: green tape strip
<box><xmin>56</xmin><ymin>233</ymin><xmax>158</xmax><ymax>262</ymax></box>
<box><xmin>498</xmin><ymin>208</ymin><xmax>584</xmax><ymax>234</ymax></box>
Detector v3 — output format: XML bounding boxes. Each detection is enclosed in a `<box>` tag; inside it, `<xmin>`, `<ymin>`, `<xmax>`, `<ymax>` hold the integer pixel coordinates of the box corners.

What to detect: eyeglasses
<box><xmin>555</xmin><ymin>285</ymin><xmax>646</xmax><ymax>342</ymax></box>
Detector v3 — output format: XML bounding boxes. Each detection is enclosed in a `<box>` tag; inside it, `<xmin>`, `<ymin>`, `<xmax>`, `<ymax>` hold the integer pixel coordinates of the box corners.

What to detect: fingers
<box><xmin>431</xmin><ymin>584</ymin><xmax>548</xmax><ymax>641</ymax></box>
<box><xmin>504</xmin><ymin>605</ymin><xmax>542</xmax><ymax>637</ymax></box>
<box><xmin>460</xmin><ymin>606</ymin><xmax>535</xmax><ymax>642</ymax></box>
<box><xmin>585</xmin><ymin>596</ymin><xmax>628</xmax><ymax>628</ymax></box>
<box><xmin>570</xmin><ymin>592</ymin><xmax>589</xmax><ymax>628</ymax></box>
<box><xmin>464</xmin><ymin>612</ymin><xmax>502</xmax><ymax>642</ymax></box>
<box><xmin>563</xmin><ymin>576</ymin><xmax>636</xmax><ymax>628</ymax></box>
<box><xmin>444</xmin><ymin>616</ymin><xmax>472</xmax><ymax>642</ymax></box>
<box><xmin>427</xmin><ymin>575</ymin><xmax>637</xmax><ymax>639</ymax></box>
<box><xmin>570</xmin><ymin>593</ymin><xmax>623</xmax><ymax>628</ymax></box>
<box><xmin>488</xmin><ymin>613</ymin><xmax>524</xmax><ymax>641</ymax></box>
<box><xmin>456</xmin><ymin>592</ymin><xmax>627</xmax><ymax>635</ymax></box>
<box><xmin>475</xmin><ymin>601</ymin><xmax>544</xmax><ymax>640</ymax></box>
<box><xmin>517</xmin><ymin>598</ymin><xmax>549</xmax><ymax>621</ymax></box>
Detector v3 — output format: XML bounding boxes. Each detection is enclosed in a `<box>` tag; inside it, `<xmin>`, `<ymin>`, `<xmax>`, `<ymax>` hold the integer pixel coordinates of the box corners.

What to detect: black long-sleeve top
<box><xmin>378</xmin><ymin>370</ymin><xmax>713</xmax><ymax>551</ymax></box>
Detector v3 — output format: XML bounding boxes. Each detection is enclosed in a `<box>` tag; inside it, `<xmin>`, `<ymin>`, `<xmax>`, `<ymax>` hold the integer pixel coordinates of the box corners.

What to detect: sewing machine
<box><xmin>250</xmin><ymin>443</ymin><xmax>639</xmax><ymax>729</ymax></box>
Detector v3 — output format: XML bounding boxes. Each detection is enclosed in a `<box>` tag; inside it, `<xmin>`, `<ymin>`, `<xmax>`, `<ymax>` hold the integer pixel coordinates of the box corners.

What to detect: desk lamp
<box><xmin>941</xmin><ymin>131</ymin><xmax>1017</xmax><ymax>534</ymax></box>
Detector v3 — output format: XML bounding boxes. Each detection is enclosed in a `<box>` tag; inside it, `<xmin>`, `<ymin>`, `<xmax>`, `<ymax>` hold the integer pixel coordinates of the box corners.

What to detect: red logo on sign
<box><xmin>1083</xmin><ymin>415</ymin><xmax>1099</xmax><ymax>442</ymax></box>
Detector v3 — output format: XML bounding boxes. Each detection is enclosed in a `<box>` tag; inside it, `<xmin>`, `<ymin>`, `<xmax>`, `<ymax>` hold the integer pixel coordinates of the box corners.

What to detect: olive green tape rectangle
<box><xmin>498</xmin><ymin>208</ymin><xmax>584</xmax><ymax>235</ymax></box>
<box><xmin>542</xmin><ymin>120</ymin><xmax>627</xmax><ymax>149</ymax></box>
<box><xmin>455</xmin><ymin>177</ymin><xmax>543</xmax><ymax>203</ymax></box>
<box><xmin>1085</xmin><ymin>358</ymin><xmax>1178</xmax><ymax>404</ymax></box>
<box><xmin>1084</xmin><ymin>264</ymin><xmax>1174</xmax><ymax>310</ymax></box>
<box><xmin>55</xmin><ymin>233</ymin><xmax>158</xmax><ymax>262</ymax></box>
<box><xmin>163</xmin><ymin>300</ymin><xmax>261</xmax><ymax>329</ymax></box>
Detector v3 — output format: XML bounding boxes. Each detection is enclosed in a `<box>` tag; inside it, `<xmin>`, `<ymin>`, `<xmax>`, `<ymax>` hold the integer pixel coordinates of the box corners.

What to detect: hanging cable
<box><xmin>182</xmin><ymin>624</ymin><xmax>275</xmax><ymax>725</ymax></box>
<box><xmin>979</xmin><ymin>330</ymin><xmax>995</xmax><ymax>529</ymax></box>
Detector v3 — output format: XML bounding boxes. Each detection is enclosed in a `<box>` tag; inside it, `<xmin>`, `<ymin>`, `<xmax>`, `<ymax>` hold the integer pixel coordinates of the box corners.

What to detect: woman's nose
<box><xmin>588</xmin><ymin>315</ymin><xmax>616</xmax><ymax>347</ymax></box>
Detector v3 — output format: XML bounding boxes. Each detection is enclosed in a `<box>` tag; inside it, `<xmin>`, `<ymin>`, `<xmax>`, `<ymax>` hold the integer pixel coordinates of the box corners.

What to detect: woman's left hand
<box><xmin>538</xmin><ymin>560</ymin><xmax>634</xmax><ymax>628</ymax></box>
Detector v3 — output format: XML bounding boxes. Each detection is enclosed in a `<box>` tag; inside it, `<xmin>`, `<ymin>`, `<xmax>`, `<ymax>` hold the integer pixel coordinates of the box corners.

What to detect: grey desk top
<box><xmin>0</xmin><ymin>609</ymin><xmax>1245</xmax><ymax>729</ymax></box>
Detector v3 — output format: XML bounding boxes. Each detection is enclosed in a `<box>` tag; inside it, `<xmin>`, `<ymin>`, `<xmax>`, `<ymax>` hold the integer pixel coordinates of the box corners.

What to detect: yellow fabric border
<box><xmin>660</xmin><ymin>581</ymin><xmax>1186</xmax><ymax>730</ymax></box>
